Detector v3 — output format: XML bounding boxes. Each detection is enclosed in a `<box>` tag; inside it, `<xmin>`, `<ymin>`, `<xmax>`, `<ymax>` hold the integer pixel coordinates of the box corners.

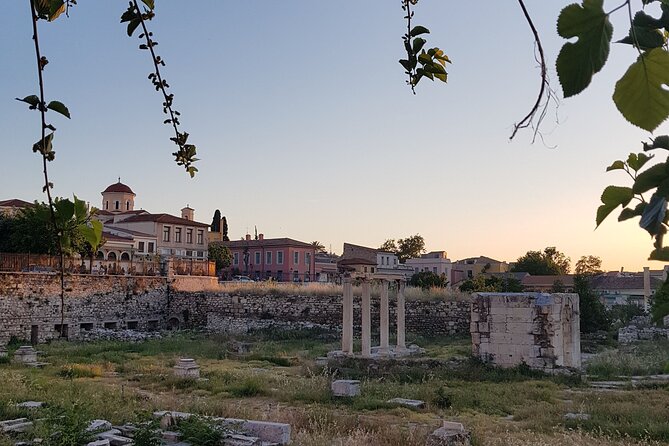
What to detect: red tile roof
<box><xmin>219</xmin><ymin>238</ymin><xmax>314</xmax><ymax>249</ymax></box>
<box><xmin>119</xmin><ymin>213</ymin><xmax>208</xmax><ymax>227</ymax></box>
<box><xmin>0</xmin><ymin>199</ymin><xmax>33</xmax><ymax>208</ymax></box>
<box><xmin>102</xmin><ymin>182</ymin><xmax>135</xmax><ymax>195</ymax></box>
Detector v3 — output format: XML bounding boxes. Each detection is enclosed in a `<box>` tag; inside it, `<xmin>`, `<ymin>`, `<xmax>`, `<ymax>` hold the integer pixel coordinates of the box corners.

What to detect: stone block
<box><xmin>220</xmin><ymin>419</ymin><xmax>291</xmax><ymax>445</ymax></box>
<box><xmin>331</xmin><ymin>379</ymin><xmax>360</xmax><ymax>397</ymax></box>
<box><xmin>87</xmin><ymin>440</ymin><xmax>111</xmax><ymax>446</ymax></box>
<box><xmin>387</xmin><ymin>398</ymin><xmax>425</xmax><ymax>409</ymax></box>
<box><xmin>16</xmin><ymin>401</ymin><xmax>45</xmax><ymax>409</ymax></box>
<box><xmin>0</xmin><ymin>418</ymin><xmax>33</xmax><ymax>433</ymax></box>
<box><xmin>12</xmin><ymin>346</ymin><xmax>37</xmax><ymax>364</ymax></box>
<box><xmin>425</xmin><ymin>421</ymin><xmax>471</xmax><ymax>446</ymax></box>
<box><xmin>173</xmin><ymin>358</ymin><xmax>200</xmax><ymax>379</ymax></box>
<box><xmin>223</xmin><ymin>434</ymin><xmax>262</xmax><ymax>445</ymax></box>
<box><xmin>87</xmin><ymin>419</ymin><xmax>113</xmax><ymax>433</ymax></box>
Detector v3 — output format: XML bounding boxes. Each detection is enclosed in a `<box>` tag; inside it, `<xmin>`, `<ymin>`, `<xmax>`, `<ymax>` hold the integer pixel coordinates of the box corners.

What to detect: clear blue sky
<box><xmin>0</xmin><ymin>1</ymin><xmax>663</xmax><ymax>271</ymax></box>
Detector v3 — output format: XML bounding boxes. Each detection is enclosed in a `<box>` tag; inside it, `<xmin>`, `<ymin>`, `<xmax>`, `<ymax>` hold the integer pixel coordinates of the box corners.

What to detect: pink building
<box><xmin>217</xmin><ymin>234</ymin><xmax>316</xmax><ymax>282</ymax></box>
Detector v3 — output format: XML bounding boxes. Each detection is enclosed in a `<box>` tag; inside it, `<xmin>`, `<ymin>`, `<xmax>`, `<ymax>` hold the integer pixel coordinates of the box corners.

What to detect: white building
<box><xmin>405</xmin><ymin>251</ymin><xmax>452</xmax><ymax>284</ymax></box>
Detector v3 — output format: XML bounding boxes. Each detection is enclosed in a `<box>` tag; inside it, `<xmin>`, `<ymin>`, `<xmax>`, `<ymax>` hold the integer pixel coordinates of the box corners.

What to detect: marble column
<box><xmin>379</xmin><ymin>279</ymin><xmax>389</xmax><ymax>356</ymax></box>
<box><xmin>342</xmin><ymin>279</ymin><xmax>354</xmax><ymax>355</ymax></box>
<box><xmin>396</xmin><ymin>280</ymin><xmax>406</xmax><ymax>350</ymax></box>
<box><xmin>361</xmin><ymin>281</ymin><xmax>371</xmax><ymax>357</ymax></box>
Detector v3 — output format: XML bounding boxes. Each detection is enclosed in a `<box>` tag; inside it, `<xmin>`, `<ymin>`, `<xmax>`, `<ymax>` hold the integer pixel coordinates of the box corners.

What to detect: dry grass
<box><xmin>217</xmin><ymin>281</ymin><xmax>467</xmax><ymax>302</ymax></box>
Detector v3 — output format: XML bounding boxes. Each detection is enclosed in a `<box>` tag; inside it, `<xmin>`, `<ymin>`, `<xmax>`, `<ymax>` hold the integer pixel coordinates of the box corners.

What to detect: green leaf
<box><xmin>412</xmin><ymin>37</ymin><xmax>426</xmax><ymax>54</ymax></box>
<box><xmin>418</xmin><ymin>52</ymin><xmax>432</xmax><ymax>65</ymax></box>
<box><xmin>606</xmin><ymin>160</ymin><xmax>625</xmax><ymax>171</ymax></box>
<box><xmin>619</xmin><ymin>202</ymin><xmax>647</xmax><ymax>221</ymax></box>
<box><xmin>141</xmin><ymin>0</ymin><xmax>155</xmax><ymax>9</ymax></box>
<box><xmin>613</xmin><ymin>48</ymin><xmax>669</xmax><ymax>132</ymax></box>
<box><xmin>80</xmin><ymin>220</ymin><xmax>103</xmax><ymax>248</ymax></box>
<box><xmin>73</xmin><ymin>195</ymin><xmax>87</xmax><ymax>220</ymax></box>
<box><xmin>649</xmin><ymin>247</ymin><xmax>669</xmax><ymax>261</ymax></box>
<box><xmin>596</xmin><ymin>185</ymin><xmax>634</xmax><ymax>227</ymax></box>
<box><xmin>47</xmin><ymin>101</ymin><xmax>70</xmax><ymax>119</ymax></box>
<box><xmin>127</xmin><ymin>19</ymin><xmax>141</xmax><ymax>37</ymax></box>
<box><xmin>434</xmin><ymin>72</ymin><xmax>447</xmax><ymax>83</ymax></box>
<box><xmin>47</xmin><ymin>0</ymin><xmax>65</xmax><ymax>21</ymax></box>
<box><xmin>556</xmin><ymin>0</ymin><xmax>613</xmax><ymax>97</ymax></box>
<box><xmin>645</xmin><ymin>135</ymin><xmax>669</xmax><ymax>151</ymax></box>
<box><xmin>633</xmin><ymin>161</ymin><xmax>668</xmax><ymax>194</ymax></box>
<box><xmin>627</xmin><ymin>152</ymin><xmax>653</xmax><ymax>172</ymax></box>
<box><xmin>54</xmin><ymin>198</ymin><xmax>75</xmax><ymax>223</ymax></box>
<box><xmin>410</xmin><ymin>26</ymin><xmax>430</xmax><ymax>37</ymax></box>
<box><xmin>16</xmin><ymin>95</ymin><xmax>40</xmax><ymax>107</ymax></box>
<box><xmin>32</xmin><ymin>133</ymin><xmax>54</xmax><ymax>156</ymax></box>
<box><xmin>618</xmin><ymin>27</ymin><xmax>665</xmax><ymax>50</ymax></box>
<box><xmin>399</xmin><ymin>59</ymin><xmax>412</xmax><ymax>71</ymax></box>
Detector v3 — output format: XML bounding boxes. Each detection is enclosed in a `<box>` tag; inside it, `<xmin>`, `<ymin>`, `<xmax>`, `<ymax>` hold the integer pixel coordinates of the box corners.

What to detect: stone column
<box><xmin>342</xmin><ymin>279</ymin><xmax>354</xmax><ymax>355</ymax></box>
<box><xmin>379</xmin><ymin>279</ymin><xmax>390</xmax><ymax>356</ymax></box>
<box><xmin>396</xmin><ymin>280</ymin><xmax>406</xmax><ymax>351</ymax></box>
<box><xmin>643</xmin><ymin>266</ymin><xmax>651</xmax><ymax>312</ymax></box>
<box><xmin>361</xmin><ymin>281</ymin><xmax>371</xmax><ymax>357</ymax></box>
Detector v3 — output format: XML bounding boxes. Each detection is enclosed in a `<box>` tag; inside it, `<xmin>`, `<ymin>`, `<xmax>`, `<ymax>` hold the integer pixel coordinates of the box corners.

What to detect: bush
<box><xmin>57</xmin><ymin>364</ymin><xmax>103</xmax><ymax>379</ymax></box>
<box><xmin>132</xmin><ymin>421</ymin><xmax>162</xmax><ymax>446</ymax></box>
<box><xmin>40</xmin><ymin>405</ymin><xmax>94</xmax><ymax>446</ymax></box>
<box><xmin>433</xmin><ymin>386</ymin><xmax>452</xmax><ymax>409</ymax></box>
<box><xmin>228</xmin><ymin>376</ymin><xmax>266</xmax><ymax>397</ymax></box>
<box><xmin>176</xmin><ymin>416</ymin><xmax>222</xmax><ymax>446</ymax></box>
<box><xmin>651</xmin><ymin>279</ymin><xmax>669</xmax><ymax>325</ymax></box>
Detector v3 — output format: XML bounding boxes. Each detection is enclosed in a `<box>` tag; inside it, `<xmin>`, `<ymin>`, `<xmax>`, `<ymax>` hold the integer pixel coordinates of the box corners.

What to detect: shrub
<box><xmin>57</xmin><ymin>364</ymin><xmax>103</xmax><ymax>379</ymax></box>
<box><xmin>229</xmin><ymin>376</ymin><xmax>266</xmax><ymax>397</ymax></box>
<box><xmin>433</xmin><ymin>386</ymin><xmax>452</xmax><ymax>409</ymax></box>
<box><xmin>132</xmin><ymin>421</ymin><xmax>162</xmax><ymax>446</ymax></box>
<box><xmin>40</xmin><ymin>405</ymin><xmax>94</xmax><ymax>446</ymax></box>
<box><xmin>176</xmin><ymin>416</ymin><xmax>222</xmax><ymax>446</ymax></box>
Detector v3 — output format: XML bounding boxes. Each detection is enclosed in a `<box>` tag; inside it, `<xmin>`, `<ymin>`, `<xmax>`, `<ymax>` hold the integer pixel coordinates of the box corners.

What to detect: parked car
<box><xmin>231</xmin><ymin>275</ymin><xmax>254</xmax><ymax>283</ymax></box>
<box><xmin>21</xmin><ymin>265</ymin><xmax>57</xmax><ymax>273</ymax></box>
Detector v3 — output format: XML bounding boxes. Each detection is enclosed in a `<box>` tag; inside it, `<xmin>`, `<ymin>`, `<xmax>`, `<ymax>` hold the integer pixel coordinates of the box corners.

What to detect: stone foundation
<box><xmin>470</xmin><ymin>293</ymin><xmax>581</xmax><ymax>370</ymax></box>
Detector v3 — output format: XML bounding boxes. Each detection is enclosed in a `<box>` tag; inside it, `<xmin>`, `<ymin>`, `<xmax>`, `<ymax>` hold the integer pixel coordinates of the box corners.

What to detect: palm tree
<box><xmin>311</xmin><ymin>241</ymin><xmax>326</xmax><ymax>253</ymax></box>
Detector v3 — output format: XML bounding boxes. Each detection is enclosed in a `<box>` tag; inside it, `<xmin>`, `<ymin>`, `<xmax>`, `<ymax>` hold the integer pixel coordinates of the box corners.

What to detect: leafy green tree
<box><xmin>397</xmin><ymin>235</ymin><xmax>426</xmax><ymax>262</ymax></box>
<box><xmin>410</xmin><ymin>271</ymin><xmax>448</xmax><ymax>289</ymax></box>
<box><xmin>379</xmin><ymin>239</ymin><xmax>397</xmax><ymax>253</ymax></box>
<box><xmin>575</xmin><ymin>274</ymin><xmax>610</xmax><ymax>333</ymax></box>
<box><xmin>311</xmin><ymin>241</ymin><xmax>326</xmax><ymax>253</ymax></box>
<box><xmin>511</xmin><ymin>247</ymin><xmax>570</xmax><ymax>275</ymax></box>
<box><xmin>221</xmin><ymin>216</ymin><xmax>229</xmax><ymax>241</ymax></box>
<box><xmin>208</xmin><ymin>244</ymin><xmax>232</xmax><ymax>272</ymax></box>
<box><xmin>651</xmin><ymin>279</ymin><xmax>669</xmax><ymax>325</ymax></box>
<box><xmin>575</xmin><ymin>255</ymin><xmax>603</xmax><ymax>275</ymax></box>
<box><xmin>210</xmin><ymin>209</ymin><xmax>221</xmax><ymax>232</ymax></box>
<box><xmin>459</xmin><ymin>275</ymin><xmax>523</xmax><ymax>293</ymax></box>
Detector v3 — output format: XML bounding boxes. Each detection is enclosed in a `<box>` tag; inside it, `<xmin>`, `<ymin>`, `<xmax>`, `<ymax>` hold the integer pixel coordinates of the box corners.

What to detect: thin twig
<box><xmin>510</xmin><ymin>0</ymin><xmax>549</xmax><ymax>141</ymax></box>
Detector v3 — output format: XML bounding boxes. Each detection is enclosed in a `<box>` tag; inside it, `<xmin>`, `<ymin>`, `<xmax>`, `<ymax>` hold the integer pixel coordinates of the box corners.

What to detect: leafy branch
<box><xmin>121</xmin><ymin>0</ymin><xmax>199</xmax><ymax>177</ymax></box>
<box><xmin>399</xmin><ymin>0</ymin><xmax>450</xmax><ymax>94</ymax></box>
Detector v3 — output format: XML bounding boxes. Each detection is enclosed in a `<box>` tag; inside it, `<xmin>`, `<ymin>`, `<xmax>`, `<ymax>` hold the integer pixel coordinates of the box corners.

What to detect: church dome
<box><xmin>102</xmin><ymin>181</ymin><xmax>135</xmax><ymax>195</ymax></box>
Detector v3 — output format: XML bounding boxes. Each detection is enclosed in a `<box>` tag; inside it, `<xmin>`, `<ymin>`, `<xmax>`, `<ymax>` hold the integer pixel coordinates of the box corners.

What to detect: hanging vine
<box><xmin>121</xmin><ymin>0</ymin><xmax>199</xmax><ymax>177</ymax></box>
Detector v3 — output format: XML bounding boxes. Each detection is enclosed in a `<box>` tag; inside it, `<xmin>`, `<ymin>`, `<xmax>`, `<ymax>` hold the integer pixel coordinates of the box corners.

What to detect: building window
<box><xmin>105</xmin><ymin>201</ymin><xmax>109</xmax><ymax>210</ymax></box>
<box><xmin>233</xmin><ymin>252</ymin><xmax>239</xmax><ymax>265</ymax></box>
<box><xmin>293</xmin><ymin>271</ymin><xmax>299</xmax><ymax>282</ymax></box>
<box><xmin>163</xmin><ymin>226</ymin><xmax>171</xmax><ymax>242</ymax></box>
<box><xmin>266</xmin><ymin>270</ymin><xmax>272</xmax><ymax>280</ymax></box>
<box><xmin>277</xmin><ymin>251</ymin><xmax>284</xmax><ymax>265</ymax></box>
<box><xmin>433</xmin><ymin>267</ymin><xmax>438</xmax><ymax>273</ymax></box>
<box><xmin>266</xmin><ymin>251</ymin><xmax>272</xmax><ymax>265</ymax></box>
<box><xmin>277</xmin><ymin>270</ymin><xmax>283</xmax><ymax>281</ymax></box>
<box><xmin>126</xmin><ymin>201</ymin><xmax>130</xmax><ymax>210</ymax></box>
<box><xmin>186</xmin><ymin>229</ymin><xmax>193</xmax><ymax>244</ymax></box>
<box><xmin>394</xmin><ymin>258</ymin><xmax>397</xmax><ymax>265</ymax></box>
<box><xmin>197</xmin><ymin>251</ymin><xmax>204</xmax><ymax>258</ymax></box>
<box><xmin>138</xmin><ymin>241</ymin><xmax>145</xmax><ymax>252</ymax></box>
<box><xmin>175</xmin><ymin>228</ymin><xmax>182</xmax><ymax>243</ymax></box>
<box><xmin>255</xmin><ymin>252</ymin><xmax>261</xmax><ymax>265</ymax></box>
<box><xmin>467</xmin><ymin>270</ymin><xmax>473</xmax><ymax>278</ymax></box>
<box><xmin>197</xmin><ymin>230</ymin><xmax>204</xmax><ymax>244</ymax></box>
<box><xmin>115</xmin><ymin>200</ymin><xmax>120</xmax><ymax>210</ymax></box>
<box><xmin>148</xmin><ymin>242</ymin><xmax>154</xmax><ymax>253</ymax></box>
<box><xmin>294</xmin><ymin>252</ymin><xmax>299</xmax><ymax>264</ymax></box>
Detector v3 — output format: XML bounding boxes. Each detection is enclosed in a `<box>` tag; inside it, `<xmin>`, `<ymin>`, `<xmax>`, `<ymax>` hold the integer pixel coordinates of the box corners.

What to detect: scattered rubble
<box><xmin>387</xmin><ymin>398</ymin><xmax>425</xmax><ymax>409</ymax></box>
<box><xmin>426</xmin><ymin>421</ymin><xmax>471</xmax><ymax>446</ymax></box>
<box><xmin>618</xmin><ymin>316</ymin><xmax>669</xmax><ymax>344</ymax></box>
<box><xmin>331</xmin><ymin>379</ymin><xmax>361</xmax><ymax>397</ymax></box>
<box><xmin>15</xmin><ymin>401</ymin><xmax>44</xmax><ymax>409</ymax></box>
<box><xmin>78</xmin><ymin>328</ymin><xmax>162</xmax><ymax>343</ymax></box>
<box><xmin>564</xmin><ymin>412</ymin><xmax>591</xmax><ymax>421</ymax></box>
<box><xmin>0</xmin><ymin>418</ymin><xmax>33</xmax><ymax>433</ymax></box>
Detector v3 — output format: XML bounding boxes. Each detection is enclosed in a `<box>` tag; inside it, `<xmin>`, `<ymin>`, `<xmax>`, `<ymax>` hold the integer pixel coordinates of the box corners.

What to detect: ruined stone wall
<box><xmin>0</xmin><ymin>273</ymin><xmax>471</xmax><ymax>343</ymax></box>
<box><xmin>471</xmin><ymin>293</ymin><xmax>580</xmax><ymax>370</ymax></box>
<box><xmin>168</xmin><ymin>293</ymin><xmax>471</xmax><ymax>336</ymax></box>
<box><xmin>0</xmin><ymin>273</ymin><xmax>168</xmax><ymax>343</ymax></box>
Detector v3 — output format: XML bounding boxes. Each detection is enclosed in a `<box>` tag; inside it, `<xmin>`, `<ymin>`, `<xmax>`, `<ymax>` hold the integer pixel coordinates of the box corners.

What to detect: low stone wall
<box><xmin>169</xmin><ymin>293</ymin><xmax>471</xmax><ymax>337</ymax></box>
<box><xmin>0</xmin><ymin>273</ymin><xmax>471</xmax><ymax>343</ymax></box>
<box><xmin>471</xmin><ymin>293</ymin><xmax>581</xmax><ymax>370</ymax></box>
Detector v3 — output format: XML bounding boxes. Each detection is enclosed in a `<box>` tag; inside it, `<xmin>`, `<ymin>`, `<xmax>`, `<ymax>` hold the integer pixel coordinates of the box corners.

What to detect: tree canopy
<box><xmin>575</xmin><ymin>255</ymin><xmax>603</xmax><ymax>276</ymax></box>
<box><xmin>511</xmin><ymin>247</ymin><xmax>570</xmax><ymax>275</ymax></box>
<box><xmin>379</xmin><ymin>234</ymin><xmax>426</xmax><ymax>263</ymax></box>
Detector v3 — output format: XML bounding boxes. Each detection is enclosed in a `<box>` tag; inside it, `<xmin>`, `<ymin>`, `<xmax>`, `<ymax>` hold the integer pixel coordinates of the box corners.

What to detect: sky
<box><xmin>0</xmin><ymin>1</ymin><xmax>665</xmax><ymax>272</ymax></box>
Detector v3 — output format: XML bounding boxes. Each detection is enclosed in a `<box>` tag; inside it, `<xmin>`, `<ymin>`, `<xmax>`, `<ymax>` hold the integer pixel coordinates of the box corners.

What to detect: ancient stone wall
<box><xmin>0</xmin><ymin>273</ymin><xmax>168</xmax><ymax>343</ymax></box>
<box><xmin>470</xmin><ymin>293</ymin><xmax>581</xmax><ymax>370</ymax></box>
<box><xmin>0</xmin><ymin>273</ymin><xmax>471</xmax><ymax>343</ymax></box>
<box><xmin>168</xmin><ymin>293</ymin><xmax>470</xmax><ymax>336</ymax></box>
